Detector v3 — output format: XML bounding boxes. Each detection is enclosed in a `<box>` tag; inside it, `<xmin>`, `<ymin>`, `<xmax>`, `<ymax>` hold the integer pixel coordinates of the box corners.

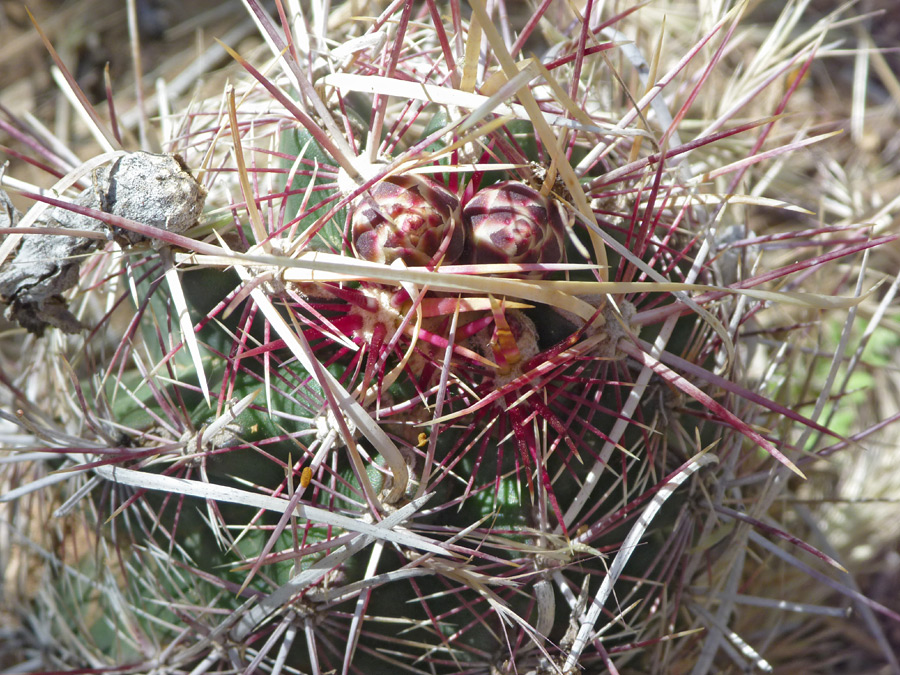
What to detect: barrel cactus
<box><xmin>1</xmin><ymin>2</ymin><xmax>897</xmax><ymax>674</ymax></box>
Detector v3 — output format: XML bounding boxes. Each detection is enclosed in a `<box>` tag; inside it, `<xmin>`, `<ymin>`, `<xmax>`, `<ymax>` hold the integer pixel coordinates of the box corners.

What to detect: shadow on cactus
<box><xmin>2</xmin><ymin>1</ymin><xmax>898</xmax><ymax>674</ymax></box>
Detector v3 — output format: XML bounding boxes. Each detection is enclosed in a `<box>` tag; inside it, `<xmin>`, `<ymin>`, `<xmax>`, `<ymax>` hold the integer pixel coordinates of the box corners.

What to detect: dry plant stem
<box><xmin>125</xmin><ymin>0</ymin><xmax>148</xmax><ymax>149</ymax></box>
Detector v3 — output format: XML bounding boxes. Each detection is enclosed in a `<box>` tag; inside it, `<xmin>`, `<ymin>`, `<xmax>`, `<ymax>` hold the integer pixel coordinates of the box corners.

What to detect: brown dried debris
<box><xmin>0</xmin><ymin>152</ymin><xmax>205</xmax><ymax>334</ymax></box>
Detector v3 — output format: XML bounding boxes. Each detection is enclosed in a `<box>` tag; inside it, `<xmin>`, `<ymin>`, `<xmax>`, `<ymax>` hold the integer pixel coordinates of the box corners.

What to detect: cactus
<box><xmin>2</xmin><ymin>2</ymin><xmax>899</xmax><ymax>674</ymax></box>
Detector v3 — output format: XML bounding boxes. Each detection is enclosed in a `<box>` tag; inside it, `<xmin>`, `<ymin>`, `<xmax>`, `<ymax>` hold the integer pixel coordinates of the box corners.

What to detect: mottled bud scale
<box><xmin>351</xmin><ymin>175</ymin><xmax>463</xmax><ymax>266</ymax></box>
<box><xmin>462</xmin><ymin>181</ymin><xmax>568</xmax><ymax>276</ymax></box>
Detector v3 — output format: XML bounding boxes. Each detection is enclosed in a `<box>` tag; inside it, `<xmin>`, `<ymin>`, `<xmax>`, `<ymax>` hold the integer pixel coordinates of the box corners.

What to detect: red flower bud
<box><xmin>351</xmin><ymin>175</ymin><xmax>463</xmax><ymax>266</ymax></box>
<box><xmin>462</xmin><ymin>181</ymin><xmax>568</xmax><ymax>276</ymax></box>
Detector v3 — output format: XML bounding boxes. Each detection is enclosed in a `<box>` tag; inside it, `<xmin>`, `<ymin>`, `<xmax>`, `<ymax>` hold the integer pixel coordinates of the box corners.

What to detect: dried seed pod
<box><xmin>351</xmin><ymin>175</ymin><xmax>463</xmax><ymax>266</ymax></box>
<box><xmin>0</xmin><ymin>152</ymin><xmax>205</xmax><ymax>334</ymax></box>
<box><xmin>462</xmin><ymin>180</ymin><xmax>568</xmax><ymax>275</ymax></box>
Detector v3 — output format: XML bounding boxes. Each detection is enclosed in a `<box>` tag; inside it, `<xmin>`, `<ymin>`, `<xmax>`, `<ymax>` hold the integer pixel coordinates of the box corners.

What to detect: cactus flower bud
<box><xmin>462</xmin><ymin>181</ymin><xmax>568</xmax><ymax>275</ymax></box>
<box><xmin>351</xmin><ymin>175</ymin><xmax>463</xmax><ymax>266</ymax></box>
